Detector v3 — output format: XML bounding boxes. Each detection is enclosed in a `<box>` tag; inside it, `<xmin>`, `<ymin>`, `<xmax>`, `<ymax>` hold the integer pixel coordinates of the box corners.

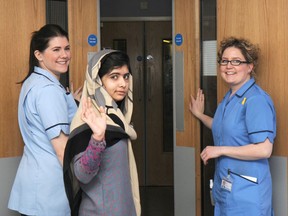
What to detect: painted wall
<box><xmin>0</xmin><ymin>157</ymin><xmax>21</xmax><ymax>216</ymax></box>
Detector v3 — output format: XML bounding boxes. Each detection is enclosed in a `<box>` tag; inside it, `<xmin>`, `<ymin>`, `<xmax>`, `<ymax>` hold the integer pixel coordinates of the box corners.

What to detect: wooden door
<box><xmin>217</xmin><ymin>0</ymin><xmax>288</xmax><ymax>156</ymax></box>
<box><xmin>0</xmin><ymin>0</ymin><xmax>46</xmax><ymax>157</ymax></box>
<box><xmin>217</xmin><ymin>3</ymin><xmax>288</xmax><ymax>215</ymax></box>
<box><xmin>100</xmin><ymin>21</ymin><xmax>173</xmax><ymax>186</ymax></box>
<box><xmin>68</xmin><ymin>0</ymin><xmax>100</xmax><ymax>88</ymax></box>
<box><xmin>174</xmin><ymin>0</ymin><xmax>201</xmax><ymax>214</ymax></box>
<box><xmin>145</xmin><ymin>21</ymin><xmax>173</xmax><ymax>186</ymax></box>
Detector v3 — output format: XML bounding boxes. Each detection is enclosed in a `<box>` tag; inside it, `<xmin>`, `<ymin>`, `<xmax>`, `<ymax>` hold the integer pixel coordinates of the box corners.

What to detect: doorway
<box><xmin>100</xmin><ymin>21</ymin><xmax>173</xmax><ymax>187</ymax></box>
<box><xmin>200</xmin><ymin>0</ymin><xmax>217</xmax><ymax>215</ymax></box>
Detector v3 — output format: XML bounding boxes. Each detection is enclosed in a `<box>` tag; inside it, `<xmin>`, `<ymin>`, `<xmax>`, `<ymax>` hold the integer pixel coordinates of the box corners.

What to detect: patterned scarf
<box><xmin>63</xmin><ymin>49</ymin><xmax>141</xmax><ymax>216</ymax></box>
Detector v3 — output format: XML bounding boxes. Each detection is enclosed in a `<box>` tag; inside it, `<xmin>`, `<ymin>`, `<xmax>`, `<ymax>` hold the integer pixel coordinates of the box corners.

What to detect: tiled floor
<box><xmin>140</xmin><ymin>186</ymin><xmax>174</xmax><ymax>216</ymax></box>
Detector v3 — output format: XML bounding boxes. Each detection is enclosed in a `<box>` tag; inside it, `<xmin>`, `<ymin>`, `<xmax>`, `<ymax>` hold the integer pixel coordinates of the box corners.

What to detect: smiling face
<box><xmin>34</xmin><ymin>36</ymin><xmax>71</xmax><ymax>80</ymax></box>
<box><xmin>220</xmin><ymin>47</ymin><xmax>254</xmax><ymax>93</ymax></box>
<box><xmin>101</xmin><ymin>65</ymin><xmax>130</xmax><ymax>102</ymax></box>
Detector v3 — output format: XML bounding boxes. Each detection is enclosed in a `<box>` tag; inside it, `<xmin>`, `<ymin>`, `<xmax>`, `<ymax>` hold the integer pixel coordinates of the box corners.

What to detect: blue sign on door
<box><xmin>175</xmin><ymin>34</ymin><xmax>183</xmax><ymax>46</ymax></box>
<box><xmin>88</xmin><ymin>34</ymin><xmax>97</xmax><ymax>46</ymax></box>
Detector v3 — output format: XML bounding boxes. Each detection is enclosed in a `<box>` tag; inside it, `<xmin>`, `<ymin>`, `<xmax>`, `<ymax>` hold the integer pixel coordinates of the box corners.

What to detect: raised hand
<box><xmin>189</xmin><ymin>88</ymin><xmax>205</xmax><ymax>119</ymax></box>
<box><xmin>67</xmin><ymin>82</ymin><xmax>83</xmax><ymax>102</ymax></box>
<box><xmin>81</xmin><ymin>97</ymin><xmax>106</xmax><ymax>141</ymax></box>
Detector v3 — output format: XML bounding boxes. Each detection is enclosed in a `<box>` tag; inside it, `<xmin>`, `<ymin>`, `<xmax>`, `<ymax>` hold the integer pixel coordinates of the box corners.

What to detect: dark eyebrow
<box><xmin>108</xmin><ymin>71</ymin><xmax>130</xmax><ymax>76</ymax></box>
<box><xmin>51</xmin><ymin>45</ymin><xmax>70</xmax><ymax>49</ymax></box>
<box><xmin>108</xmin><ymin>72</ymin><xmax>120</xmax><ymax>76</ymax></box>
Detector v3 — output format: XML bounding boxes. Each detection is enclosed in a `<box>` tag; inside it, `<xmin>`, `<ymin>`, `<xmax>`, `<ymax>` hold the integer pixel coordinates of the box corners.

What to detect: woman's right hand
<box><xmin>189</xmin><ymin>88</ymin><xmax>205</xmax><ymax>119</ymax></box>
<box><xmin>81</xmin><ymin>97</ymin><xmax>106</xmax><ymax>141</ymax></box>
<box><xmin>67</xmin><ymin>82</ymin><xmax>83</xmax><ymax>103</ymax></box>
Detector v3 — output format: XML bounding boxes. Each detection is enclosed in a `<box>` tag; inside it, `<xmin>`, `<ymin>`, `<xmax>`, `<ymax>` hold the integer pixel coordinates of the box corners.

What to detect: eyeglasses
<box><xmin>218</xmin><ymin>59</ymin><xmax>250</xmax><ymax>66</ymax></box>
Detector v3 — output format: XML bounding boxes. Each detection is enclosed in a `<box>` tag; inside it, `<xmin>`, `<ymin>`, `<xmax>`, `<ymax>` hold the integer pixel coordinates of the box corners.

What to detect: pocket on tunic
<box><xmin>224</xmin><ymin>169</ymin><xmax>260</xmax><ymax>209</ymax></box>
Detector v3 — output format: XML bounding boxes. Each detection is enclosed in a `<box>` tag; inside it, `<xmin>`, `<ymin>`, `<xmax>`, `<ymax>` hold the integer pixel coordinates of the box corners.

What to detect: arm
<box><xmin>37</xmin><ymin>85</ymin><xmax>74</xmax><ymax>166</ymax></box>
<box><xmin>73</xmin><ymin>97</ymin><xmax>107</xmax><ymax>183</ymax></box>
<box><xmin>51</xmin><ymin>132</ymin><xmax>68</xmax><ymax>166</ymax></box>
<box><xmin>200</xmin><ymin>138</ymin><xmax>273</xmax><ymax>165</ymax></box>
<box><xmin>189</xmin><ymin>88</ymin><xmax>213</xmax><ymax>129</ymax></box>
<box><xmin>74</xmin><ymin>137</ymin><xmax>106</xmax><ymax>184</ymax></box>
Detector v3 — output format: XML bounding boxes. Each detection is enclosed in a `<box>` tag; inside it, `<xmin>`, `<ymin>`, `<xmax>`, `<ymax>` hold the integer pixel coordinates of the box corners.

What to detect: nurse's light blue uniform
<box><xmin>212</xmin><ymin>78</ymin><xmax>276</xmax><ymax>216</ymax></box>
<box><xmin>8</xmin><ymin>67</ymin><xmax>77</xmax><ymax>216</ymax></box>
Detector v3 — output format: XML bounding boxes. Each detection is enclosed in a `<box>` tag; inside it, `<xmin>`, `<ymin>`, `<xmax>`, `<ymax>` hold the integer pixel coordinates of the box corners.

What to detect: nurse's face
<box><xmin>219</xmin><ymin>47</ymin><xmax>254</xmax><ymax>93</ymax></box>
<box><xmin>34</xmin><ymin>36</ymin><xmax>71</xmax><ymax>80</ymax></box>
<box><xmin>101</xmin><ymin>65</ymin><xmax>130</xmax><ymax>102</ymax></box>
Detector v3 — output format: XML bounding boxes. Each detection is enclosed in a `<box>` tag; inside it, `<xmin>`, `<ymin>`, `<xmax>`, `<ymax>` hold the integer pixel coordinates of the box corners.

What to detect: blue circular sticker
<box><xmin>175</xmin><ymin>34</ymin><xmax>183</xmax><ymax>46</ymax></box>
<box><xmin>88</xmin><ymin>34</ymin><xmax>97</xmax><ymax>46</ymax></box>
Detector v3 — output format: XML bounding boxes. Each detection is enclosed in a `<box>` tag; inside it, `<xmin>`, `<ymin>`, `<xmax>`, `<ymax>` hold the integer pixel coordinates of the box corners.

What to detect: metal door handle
<box><xmin>147</xmin><ymin>66</ymin><xmax>152</xmax><ymax>101</ymax></box>
<box><xmin>146</xmin><ymin>55</ymin><xmax>154</xmax><ymax>101</ymax></box>
<box><xmin>137</xmin><ymin>63</ymin><xmax>142</xmax><ymax>101</ymax></box>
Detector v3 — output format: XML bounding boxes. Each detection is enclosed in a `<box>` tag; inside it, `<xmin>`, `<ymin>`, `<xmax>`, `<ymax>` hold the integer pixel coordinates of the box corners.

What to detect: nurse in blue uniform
<box><xmin>8</xmin><ymin>24</ymin><xmax>79</xmax><ymax>216</ymax></box>
<box><xmin>189</xmin><ymin>37</ymin><xmax>276</xmax><ymax>216</ymax></box>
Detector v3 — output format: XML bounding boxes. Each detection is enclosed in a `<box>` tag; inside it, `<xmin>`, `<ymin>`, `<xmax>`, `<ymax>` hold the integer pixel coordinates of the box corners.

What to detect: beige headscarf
<box><xmin>64</xmin><ymin>49</ymin><xmax>141</xmax><ymax>216</ymax></box>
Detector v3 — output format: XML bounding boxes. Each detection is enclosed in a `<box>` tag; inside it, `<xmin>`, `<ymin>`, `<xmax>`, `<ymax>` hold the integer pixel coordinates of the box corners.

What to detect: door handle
<box><xmin>147</xmin><ymin>66</ymin><xmax>152</xmax><ymax>101</ymax></box>
<box><xmin>136</xmin><ymin>55</ymin><xmax>143</xmax><ymax>102</ymax></box>
<box><xmin>146</xmin><ymin>55</ymin><xmax>154</xmax><ymax>101</ymax></box>
<box><xmin>137</xmin><ymin>63</ymin><xmax>142</xmax><ymax>102</ymax></box>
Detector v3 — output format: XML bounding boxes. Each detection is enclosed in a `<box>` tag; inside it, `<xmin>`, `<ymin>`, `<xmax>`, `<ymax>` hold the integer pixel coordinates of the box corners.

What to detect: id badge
<box><xmin>221</xmin><ymin>175</ymin><xmax>233</xmax><ymax>192</ymax></box>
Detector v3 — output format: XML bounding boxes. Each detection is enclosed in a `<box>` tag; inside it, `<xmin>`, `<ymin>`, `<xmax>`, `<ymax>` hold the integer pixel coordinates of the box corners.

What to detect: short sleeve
<box><xmin>246</xmin><ymin>95</ymin><xmax>276</xmax><ymax>144</ymax></box>
<box><xmin>36</xmin><ymin>84</ymin><xmax>70</xmax><ymax>140</ymax></box>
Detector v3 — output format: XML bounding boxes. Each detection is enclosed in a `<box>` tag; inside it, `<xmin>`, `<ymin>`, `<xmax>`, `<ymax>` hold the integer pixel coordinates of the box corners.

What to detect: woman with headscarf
<box><xmin>63</xmin><ymin>50</ymin><xmax>141</xmax><ymax>216</ymax></box>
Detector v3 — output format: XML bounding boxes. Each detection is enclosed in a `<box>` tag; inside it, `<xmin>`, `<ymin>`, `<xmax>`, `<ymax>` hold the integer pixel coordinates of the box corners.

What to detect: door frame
<box><xmin>174</xmin><ymin>0</ymin><xmax>202</xmax><ymax>215</ymax></box>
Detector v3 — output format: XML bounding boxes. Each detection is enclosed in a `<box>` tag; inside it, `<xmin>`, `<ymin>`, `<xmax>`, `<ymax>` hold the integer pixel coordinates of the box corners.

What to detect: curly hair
<box><xmin>217</xmin><ymin>37</ymin><xmax>260</xmax><ymax>77</ymax></box>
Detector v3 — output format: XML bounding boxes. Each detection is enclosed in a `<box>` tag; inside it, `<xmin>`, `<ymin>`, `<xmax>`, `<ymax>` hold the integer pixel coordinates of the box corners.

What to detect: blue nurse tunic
<box><xmin>8</xmin><ymin>66</ymin><xmax>77</xmax><ymax>216</ymax></box>
<box><xmin>211</xmin><ymin>78</ymin><xmax>276</xmax><ymax>216</ymax></box>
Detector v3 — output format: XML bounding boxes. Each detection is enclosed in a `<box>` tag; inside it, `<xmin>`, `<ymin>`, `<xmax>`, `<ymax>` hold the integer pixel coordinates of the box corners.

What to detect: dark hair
<box><xmin>217</xmin><ymin>37</ymin><xmax>260</xmax><ymax>76</ymax></box>
<box><xmin>98</xmin><ymin>51</ymin><xmax>131</xmax><ymax>78</ymax></box>
<box><xmin>18</xmin><ymin>24</ymin><xmax>69</xmax><ymax>84</ymax></box>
